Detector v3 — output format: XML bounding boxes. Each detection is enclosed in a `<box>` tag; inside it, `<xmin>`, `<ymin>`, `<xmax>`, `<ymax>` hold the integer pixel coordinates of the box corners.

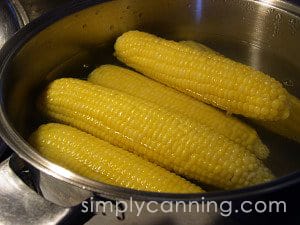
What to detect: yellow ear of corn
<box><xmin>39</xmin><ymin>78</ymin><xmax>274</xmax><ymax>189</ymax></box>
<box><xmin>180</xmin><ymin>41</ymin><xmax>221</xmax><ymax>55</ymax></box>
<box><xmin>257</xmin><ymin>94</ymin><xmax>300</xmax><ymax>143</ymax></box>
<box><xmin>114</xmin><ymin>30</ymin><xmax>289</xmax><ymax>121</ymax></box>
<box><xmin>180</xmin><ymin>41</ymin><xmax>300</xmax><ymax>143</ymax></box>
<box><xmin>30</xmin><ymin>123</ymin><xmax>203</xmax><ymax>193</ymax></box>
<box><xmin>88</xmin><ymin>64</ymin><xmax>269</xmax><ymax>159</ymax></box>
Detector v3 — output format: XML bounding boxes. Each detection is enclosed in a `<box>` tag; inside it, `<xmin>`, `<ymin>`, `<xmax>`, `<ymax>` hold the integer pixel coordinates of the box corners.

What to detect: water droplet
<box><xmin>272</xmin><ymin>26</ymin><xmax>279</xmax><ymax>37</ymax></box>
<box><xmin>289</xmin><ymin>18</ymin><xmax>297</xmax><ymax>35</ymax></box>
<box><xmin>275</xmin><ymin>13</ymin><xmax>282</xmax><ymax>20</ymax></box>
<box><xmin>290</xmin><ymin>28</ymin><xmax>296</xmax><ymax>35</ymax></box>
<box><xmin>283</xmin><ymin>80</ymin><xmax>294</xmax><ymax>87</ymax></box>
<box><xmin>246</xmin><ymin>3</ymin><xmax>254</xmax><ymax>11</ymax></box>
<box><xmin>289</xmin><ymin>18</ymin><xmax>296</xmax><ymax>24</ymax></box>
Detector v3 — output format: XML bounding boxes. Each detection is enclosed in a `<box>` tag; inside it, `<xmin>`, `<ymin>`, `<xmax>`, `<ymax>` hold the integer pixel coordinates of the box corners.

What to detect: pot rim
<box><xmin>0</xmin><ymin>0</ymin><xmax>299</xmax><ymax>201</ymax></box>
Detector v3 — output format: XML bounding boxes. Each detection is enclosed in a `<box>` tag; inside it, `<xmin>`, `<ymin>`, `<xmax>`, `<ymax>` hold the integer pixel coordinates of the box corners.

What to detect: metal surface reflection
<box><xmin>0</xmin><ymin>1</ymin><xmax>24</xmax><ymax>48</ymax></box>
<box><xmin>195</xmin><ymin>0</ymin><xmax>203</xmax><ymax>22</ymax></box>
<box><xmin>0</xmin><ymin>0</ymin><xmax>71</xmax><ymax>49</ymax></box>
<box><xmin>0</xmin><ymin>157</ymin><xmax>72</xmax><ymax>225</ymax></box>
<box><xmin>0</xmin><ymin>1</ymin><xmax>299</xmax><ymax>224</ymax></box>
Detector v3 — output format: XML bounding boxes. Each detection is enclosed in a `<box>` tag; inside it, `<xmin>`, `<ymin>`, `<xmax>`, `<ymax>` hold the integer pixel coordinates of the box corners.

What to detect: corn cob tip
<box><xmin>180</xmin><ymin>39</ymin><xmax>291</xmax><ymax>122</ymax></box>
<box><xmin>252</xmin><ymin>139</ymin><xmax>270</xmax><ymax>160</ymax></box>
<box><xmin>255</xmin><ymin>93</ymin><xmax>300</xmax><ymax>143</ymax></box>
<box><xmin>276</xmin><ymin>95</ymin><xmax>290</xmax><ymax>121</ymax></box>
<box><xmin>88</xmin><ymin>64</ymin><xmax>115</xmax><ymax>80</ymax></box>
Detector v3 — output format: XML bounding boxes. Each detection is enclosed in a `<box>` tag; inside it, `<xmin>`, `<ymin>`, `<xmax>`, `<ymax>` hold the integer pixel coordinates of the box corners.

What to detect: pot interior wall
<box><xmin>2</xmin><ymin>0</ymin><xmax>300</xmax><ymax>179</ymax></box>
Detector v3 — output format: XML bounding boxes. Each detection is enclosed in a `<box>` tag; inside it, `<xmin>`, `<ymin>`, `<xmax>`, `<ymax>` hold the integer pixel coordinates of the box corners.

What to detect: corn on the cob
<box><xmin>30</xmin><ymin>123</ymin><xmax>203</xmax><ymax>193</ymax></box>
<box><xmin>180</xmin><ymin>41</ymin><xmax>221</xmax><ymax>55</ymax></box>
<box><xmin>257</xmin><ymin>94</ymin><xmax>300</xmax><ymax>143</ymax></box>
<box><xmin>88</xmin><ymin>64</ymin><xmax>269</xmax><ymax>159</ymax></box>
<box><xmin>114</xmin><ymin>30</ymin><xmax>289</xmax><ymax>121</ymax></box>
<box><xmin>39</xmin><ymin>78</ymin><xmax>274</xmax><ymax>189</ymax></box>
<box><xmin>180</xmin><ymin>41</ymin><xmax>300</xmax><ymax>143</ymax></box>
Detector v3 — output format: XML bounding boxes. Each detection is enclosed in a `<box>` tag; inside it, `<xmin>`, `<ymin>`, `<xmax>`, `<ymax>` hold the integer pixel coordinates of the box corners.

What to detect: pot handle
<box><xmin>0</xmin><ymin>156</ymin><xmax>77</xmax><ymax>225</ymax></box>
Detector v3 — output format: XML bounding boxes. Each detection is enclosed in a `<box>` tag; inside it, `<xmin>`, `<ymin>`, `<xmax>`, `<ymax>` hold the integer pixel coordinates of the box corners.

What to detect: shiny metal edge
<box><xmin>0</xmin><ymin>157</ymin><xmax>73</xmax><ymax>225</ymax></box>
<box><xmin>0</xmin><ymin>0</ymin><xmax>299</xmax><ymax>202</ymax></box>
<box><xmin>9</xmin><ymin>0</ymin><xmax>30</xmax><ymax>27</ymax></box>
<box><xmin>256</xmin><ymin>0</ymin><xmax>300</xmax><ymax>16</ymax></box>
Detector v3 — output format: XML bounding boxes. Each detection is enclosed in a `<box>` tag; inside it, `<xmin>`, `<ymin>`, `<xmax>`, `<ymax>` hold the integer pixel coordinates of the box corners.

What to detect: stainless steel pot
<box><xmin>0</xmin><ymin>0</ymin><xmax>299</xmax><ymax>224</ymax></box>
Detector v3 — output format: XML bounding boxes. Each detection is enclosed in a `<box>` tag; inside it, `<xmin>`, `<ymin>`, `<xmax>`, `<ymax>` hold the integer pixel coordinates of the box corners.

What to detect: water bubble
<box><xmin>272</xmin><ymin>31</ymin><xmax>278</xmax><ymax>37</ymax></box>
<box><xmin>289</xmin><ymin>18</ymin><xmax>296</xmax><ymax>24</ymax></box>
<box><xmin>248</xmin><ymin>4</ymin><xmax>254</xmax><ymax>10</ymax></box>
<box><xmin>269</xmin><ymin>8</ymin><xmax>275</xmax><ymax>12</ymax></box>
<box><xmin>275</xmin><ymin>13</ymin><xmax>282</xmax><ymax>20</ymax></box>
<box><xmin>290</xmin><ymin>27</ymin><xmax>296</xmax><ymax>35</ymax></box>
<box><xmin>283</xmin><ymin>80</ymin><xmax>294</xmax><ymax>87</ymax></box>
<box><xmin>289</xmin><ymin>18</ymin><xmax>297</xmax><ymax>35</ymax></box>
<box><xmin>244</xmin><ymin>1</ymin><xmax>253</xmax><ymax>10</ymax></box>
<box><xmin>272</xmin><ymin>24</ymin><xmax>279</xmax><ymax>37</ymax></box>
